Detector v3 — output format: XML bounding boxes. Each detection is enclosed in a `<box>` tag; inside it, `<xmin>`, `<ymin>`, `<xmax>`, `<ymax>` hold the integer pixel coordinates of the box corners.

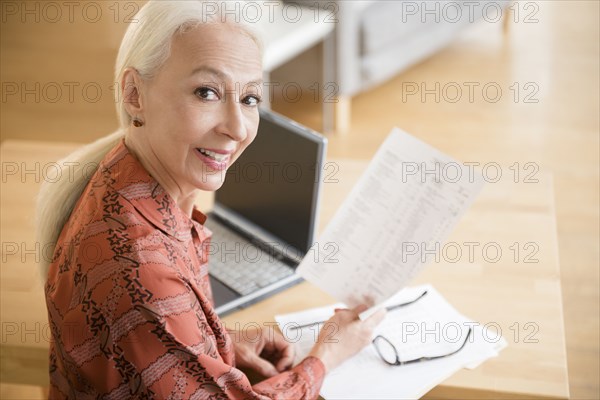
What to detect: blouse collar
<box><xmin>101</xmin><ymin>139</ymin><xmax>208</xmax><ymax>242</ymax></box>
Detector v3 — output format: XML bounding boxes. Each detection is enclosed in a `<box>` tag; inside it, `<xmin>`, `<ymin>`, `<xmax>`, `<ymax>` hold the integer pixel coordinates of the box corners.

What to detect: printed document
<box><xmin>297</xmin><ymin>128</ymin><xmax>485</xmax><ymax>307</ymax></box>
<box><xmin>275</xmin><ymin>284</ymin><xmax>507</xmax><ymax>399</ymax></box>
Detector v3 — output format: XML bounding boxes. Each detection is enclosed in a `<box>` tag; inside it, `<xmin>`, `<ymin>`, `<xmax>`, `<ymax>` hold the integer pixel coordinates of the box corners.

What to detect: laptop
<box><xmin>204</xmin><ymin>109</ymin><xmax>327</xmax><ymax>316</ymax></box>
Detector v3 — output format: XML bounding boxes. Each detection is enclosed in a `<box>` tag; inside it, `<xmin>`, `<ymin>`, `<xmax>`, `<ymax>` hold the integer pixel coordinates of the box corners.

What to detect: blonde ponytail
<box><xmin>35</xmin><ymin>129</ymin><xmax>125</xmax><ymax>279</ymax></box>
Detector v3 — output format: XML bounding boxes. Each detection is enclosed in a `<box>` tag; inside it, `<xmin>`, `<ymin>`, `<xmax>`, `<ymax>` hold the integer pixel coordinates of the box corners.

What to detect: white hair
<box><xmin>115</xmin><ymin>0</ymin><xmax>264</xmax><ymax>127</ymax></box>
<box><xmin>36</xmin><ymin>0</ymin><xmax>263</xmax><ymax>280</ymax></box>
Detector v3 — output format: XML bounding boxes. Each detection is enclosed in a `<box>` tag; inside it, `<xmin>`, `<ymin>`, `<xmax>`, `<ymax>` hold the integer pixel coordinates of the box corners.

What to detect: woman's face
<box><xmin>136</xmin><ymin>23</ymin><xmax>263</xmax><ymax>194</ymax></box>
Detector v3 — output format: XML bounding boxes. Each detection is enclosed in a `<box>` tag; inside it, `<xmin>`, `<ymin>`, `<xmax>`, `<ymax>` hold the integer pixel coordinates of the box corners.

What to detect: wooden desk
<box><xmin>0</xmin><ymin>141</ymin><xmax>569</xmax><ymax>399</ymax></box>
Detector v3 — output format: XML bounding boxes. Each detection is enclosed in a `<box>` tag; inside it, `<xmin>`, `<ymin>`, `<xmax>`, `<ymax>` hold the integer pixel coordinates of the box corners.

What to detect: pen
<box><xmin>289</xmin><ymin>290</ymin><xmax>428</xmax><ymax>331</ymax></box>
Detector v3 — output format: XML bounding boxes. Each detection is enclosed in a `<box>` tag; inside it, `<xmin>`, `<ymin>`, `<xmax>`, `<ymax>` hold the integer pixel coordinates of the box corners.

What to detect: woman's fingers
<box><xmin>275</xmin><ymin>340</ymin><xmax>295</xmax><ymax>371</ymax></box>
<box><xmin>333</xmin><ymin>304</ymin><xmax>368</xmax><ymax>321</ymax></box>
<box><xmin>257</xmin><ymin>328</ymin><xmax>295</xmax><ymax>372</ymax></box>
<box><xmin>264</xmin><ymin>330</ymin><xmax>295</xmax><ymax>372</ymax></box>
<box><xmin>306</xmin><ymin>303</ymin><xmax>386</xmax><ymax>372</ymax></box>
<box><xmin>364</xmin><ymin>308</ymin><xmax>387</xmax><ymax>329</ymax></box>
<box><xmin>352</xmin><ymin>304</ymin><xmax>370</xmax><ymax>314</ymax></box>
<box><xmin>250</xmin><ymin>354</ymin><xmax>279</xmax><ymax>377</ymax></box>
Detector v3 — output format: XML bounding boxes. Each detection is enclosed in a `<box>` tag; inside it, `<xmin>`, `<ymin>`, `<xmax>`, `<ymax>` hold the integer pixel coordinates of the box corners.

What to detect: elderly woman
<box><xmin>37</xmin><ymin>1</ymin><xmax>385</xmax><ymax>398</ymax></box>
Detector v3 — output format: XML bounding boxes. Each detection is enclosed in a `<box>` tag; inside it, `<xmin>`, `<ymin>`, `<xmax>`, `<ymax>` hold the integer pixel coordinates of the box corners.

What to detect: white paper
<box><xmin>297</xmin><ymin>128</ymin><xmax>485</xmax><ymax>308</ymax></box>
<box><xmin>275</xmin><ymin>285</ymin><xmax>506</xmax><ymax>399</ymax></box>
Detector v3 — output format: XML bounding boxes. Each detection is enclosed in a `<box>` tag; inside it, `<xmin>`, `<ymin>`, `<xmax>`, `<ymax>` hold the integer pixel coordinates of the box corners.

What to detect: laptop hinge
<box><xmin>209</xmin><ymin>211</ymin><xmax>302</xmax><ymax>266</ymax></box>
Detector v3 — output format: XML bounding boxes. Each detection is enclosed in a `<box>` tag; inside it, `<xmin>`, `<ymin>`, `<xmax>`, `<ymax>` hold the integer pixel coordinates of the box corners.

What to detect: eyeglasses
<box><xmin>372</xmin><ymin>327</ymin><xmax>472</xmax><ymax>366</ymax></box>
<box><xmin>371</xmin><ymin>290</ymin><xmax>472</xmax><ymax>366</ymax></box>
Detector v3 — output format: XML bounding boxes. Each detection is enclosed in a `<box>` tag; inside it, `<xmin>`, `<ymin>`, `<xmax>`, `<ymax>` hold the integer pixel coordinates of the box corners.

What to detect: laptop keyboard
<box><xmin>204</xmin><ymin>219</ymin><xmax>295</xmax><ymax>295</ymax></box>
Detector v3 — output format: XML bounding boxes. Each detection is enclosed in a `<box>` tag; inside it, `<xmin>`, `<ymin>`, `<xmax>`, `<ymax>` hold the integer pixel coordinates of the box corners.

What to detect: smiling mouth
<box><xmin>197</xmin><ymin>148</ymin><xmax>229</xmax><ymax>162</ymax></box>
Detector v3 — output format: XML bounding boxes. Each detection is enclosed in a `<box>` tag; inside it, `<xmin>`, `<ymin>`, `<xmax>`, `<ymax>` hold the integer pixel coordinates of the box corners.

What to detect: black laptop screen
<box><xmin>215</xmin><ymin>112</ymin><xmax>323</xmax><ymax>254</ymax></box>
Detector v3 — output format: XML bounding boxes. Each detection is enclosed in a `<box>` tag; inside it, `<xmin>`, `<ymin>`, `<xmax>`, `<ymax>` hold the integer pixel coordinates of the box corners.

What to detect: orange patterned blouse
<box><xmin>45</xmin><ymin>139</ymin><xmax>325</xmax><ymax>399</ymax></box>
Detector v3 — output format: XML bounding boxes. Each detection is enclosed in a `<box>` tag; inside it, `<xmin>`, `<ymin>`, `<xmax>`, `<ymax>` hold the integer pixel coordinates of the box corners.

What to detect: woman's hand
<box><xmin>231</xmin><ymin>326</ymin><xmax>295</xmax><ymax>377</ymax></box>
<box><xmin>307</xmin><ymin>305</ymin><xmax>386</xmax><ymax>373</ymax></box>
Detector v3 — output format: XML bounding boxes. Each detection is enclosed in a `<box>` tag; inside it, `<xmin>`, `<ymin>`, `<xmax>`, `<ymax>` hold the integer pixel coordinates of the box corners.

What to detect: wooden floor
<box><xmin>1</xmin><ymin>0</ymin><xmax>598</xmax><ymax>398</ymax></box>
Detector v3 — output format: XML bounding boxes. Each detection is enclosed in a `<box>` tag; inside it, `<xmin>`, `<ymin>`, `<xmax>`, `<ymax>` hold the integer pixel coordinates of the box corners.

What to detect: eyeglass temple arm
<box><xmin>385</xmin><ymin>290</ymin><xmax>428</xmax><ymax>312</ymax></box>
<box><xmin>397</xmin><ymin>327</ymin><xmax>473</xmax><ymax>366</ymax></box>
<box><xmin>291</xmin><ymin>290</ymin><xmax>429</xmax><ymax>331</ymax></box>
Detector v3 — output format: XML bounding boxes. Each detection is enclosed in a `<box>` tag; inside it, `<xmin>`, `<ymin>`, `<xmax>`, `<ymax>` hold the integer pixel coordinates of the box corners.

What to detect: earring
<box><xmin>132</xmin><ymin>117</ymin><xmax>144</xmax><ymax>127</ymax></box>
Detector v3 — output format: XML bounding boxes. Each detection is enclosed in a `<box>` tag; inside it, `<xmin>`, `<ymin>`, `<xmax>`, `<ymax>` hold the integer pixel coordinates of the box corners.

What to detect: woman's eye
<box><xmin>195</xmin><ymin>87</ymin><xmax>219</xmax><ymax>101</ymax></box>
<box><xmin>242</xmin><ymin>95</ymin><xmax>261</xmax><ymax>107</ymax></box>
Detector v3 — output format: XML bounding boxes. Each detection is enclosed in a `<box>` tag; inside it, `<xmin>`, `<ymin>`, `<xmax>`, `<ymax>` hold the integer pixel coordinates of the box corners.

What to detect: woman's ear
<box><xmin>121</xmin><ymin>68</ymin><xmax>144</xmax><ymax>119</ymax></box>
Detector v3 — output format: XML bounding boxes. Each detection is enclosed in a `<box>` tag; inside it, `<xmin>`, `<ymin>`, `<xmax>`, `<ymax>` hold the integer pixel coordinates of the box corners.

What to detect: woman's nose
<box><xmin>218</xmin><ymin>96</ymin><xmax>247</xmax><ymax>142</ymax></box>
